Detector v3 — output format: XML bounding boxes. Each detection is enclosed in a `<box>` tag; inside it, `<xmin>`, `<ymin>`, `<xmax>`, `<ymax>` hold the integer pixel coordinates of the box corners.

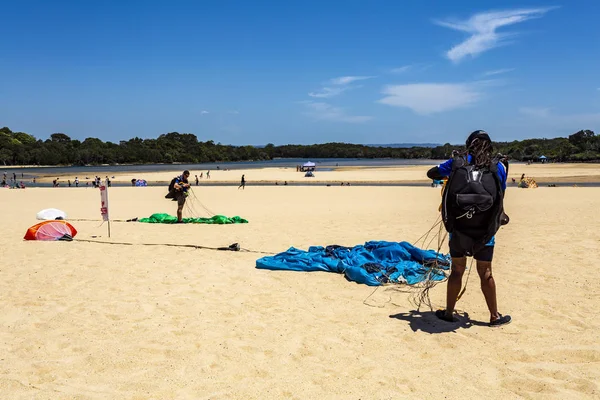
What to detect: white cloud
<box><xmin>377</xmin><ymin>83</ymin><xmax>482</xmax><ymax>114</ymax></box>
<box><xmin>519</xmin><ymin>107</ymin><xmax>551</xmax><ymax>118</ymax></box>
<box><xmin>200</xmin><ymin>110</ymin><xmax>210</xmax><ymax>115</ymax></box>
<box><xmin>329</xmin><ymin>76</ymin><xmax>374</xmax><ymax>85</ymax></box>
<box><xmin>302</xmin><ymin>101</ymin><xmax>372</xmax><ymax>123</ymax></box>
<box><xmin>308</xmin><ymin>76</ymin><xmax>374</xmax><ymax>98</ymax></box>
<box><xmin>390</xmin><ymin>66</ymin><xmax>411</xmax><ymax>74</ymax></box>
<box><xmin>482</xmin><ymin>68</ymin><xmax>515</xmax><ymax>76</ymax></box>
<box><xmin>308</xmin><ymin>86</ymin><xmax>349</xmax><ymax>98</ymax></box>
<box><xmin>435</xmin><ymin>7</ymin><xmax>556</xmax><ymax>62</ymax></box>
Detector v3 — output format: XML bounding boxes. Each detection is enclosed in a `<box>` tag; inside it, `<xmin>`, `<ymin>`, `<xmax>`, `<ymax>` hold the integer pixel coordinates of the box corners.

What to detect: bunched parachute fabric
<box><xmin>36</xmin><ymin>208</ymin><xmax>67</xmax><ymax>220</ymax></box>
<box><xmin>256</xmin><ymin>241</ymin><xmax>450</xmax><ymax>286</ymax></box>
<box><xmin>24</xmin><ymin>220</ymin><xmax>78</xmax><ymax>241</ymax></box>
<box><xmin>138</xmin><ymin>213</ymin><xmax>248</xmax><ymax>224</ymax></box>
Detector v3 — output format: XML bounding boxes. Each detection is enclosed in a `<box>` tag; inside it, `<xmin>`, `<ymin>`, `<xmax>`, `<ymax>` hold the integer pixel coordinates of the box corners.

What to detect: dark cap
<box><xmin>466</xmin><ymin>130</ymin><xmax>491</xmax><ymax>149</ymax></box>
<box><xmin>183</xmin><ymin>170</ymin><xmax>190</xmax><ymax>175</ymax></box>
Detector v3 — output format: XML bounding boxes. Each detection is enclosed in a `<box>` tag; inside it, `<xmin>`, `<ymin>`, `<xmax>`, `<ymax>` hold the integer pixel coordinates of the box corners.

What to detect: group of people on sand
<box><xmin>193</xmin><ymin>171</ymin><xmax>211</xmax><ymax>185</ymax></box>
<box><xmin>2</xmin><ymin>171</ymin><xmax>27</xmax><ymax>188</ymax></box>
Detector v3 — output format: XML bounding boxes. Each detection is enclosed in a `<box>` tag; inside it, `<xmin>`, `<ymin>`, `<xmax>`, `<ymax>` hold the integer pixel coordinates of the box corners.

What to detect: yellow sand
<box><xmin>1</xmin><ymin>176</ymin><xmax>599</xmax><ymax>398</ymax></box>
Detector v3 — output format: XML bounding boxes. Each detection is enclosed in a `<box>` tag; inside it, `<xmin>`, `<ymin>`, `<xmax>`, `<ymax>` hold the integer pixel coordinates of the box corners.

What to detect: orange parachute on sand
<box><xmin>24</xmin><ymin>220</ymin><xmax>78</xmax><ymax>241</ymax></box>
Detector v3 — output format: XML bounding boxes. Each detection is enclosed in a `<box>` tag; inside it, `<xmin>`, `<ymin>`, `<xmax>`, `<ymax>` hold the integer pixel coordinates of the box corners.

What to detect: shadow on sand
<box><xmin>389</xmin><ymin>310</ymin><xmax>488</xmax><ymax>334</ymax></box>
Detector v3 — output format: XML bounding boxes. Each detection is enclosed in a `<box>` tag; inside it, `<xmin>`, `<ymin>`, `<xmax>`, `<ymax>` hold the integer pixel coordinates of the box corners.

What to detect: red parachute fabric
<box><xmin>24</xmin><ymin>220</ymin><xmax>78</xmax><ymax>241</ymax></box>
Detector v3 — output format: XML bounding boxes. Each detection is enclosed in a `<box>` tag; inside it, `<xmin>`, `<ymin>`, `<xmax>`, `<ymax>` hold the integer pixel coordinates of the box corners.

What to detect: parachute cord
<box><xmin>362</xmin><ymin>286</ymin><xmax>391</xmax><ymax>308</ymax></box>
<box><xmin>189</xmin><ymin>188</ymin><xmax>217</xmax><ymax>216</ymax></box>
<box><xmin>413</xmin><ymin>215</ymin><xmax>442</xmax><ymax>249</ymax></box>
<box><xmin>74</xmin><ymin>238</ymin><xmax>275</xmax><ymax>255</ymax></box>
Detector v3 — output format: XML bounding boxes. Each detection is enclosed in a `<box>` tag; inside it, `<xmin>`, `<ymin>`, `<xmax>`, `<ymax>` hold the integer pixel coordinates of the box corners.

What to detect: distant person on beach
<box><xmin>200</xmin><ymin>172</ymin><xmax>203</xmax><ymax>179</ymax></box>
<box><xmin>75</xmin><ymin>177</ymin><xmax>79</xmax><ymax>187</ymax></box>
<box><xmin>68</xmin><ymin>180</ymin><xmax>71</xmax><ymax>187</ymax></box>
<box><xmin>427</xmin><ymin>130</ymin><xmax>511</xmax><ymax>327</ymax></box>
<box><xmin>206</xmin><ymin>170</ymin><xmax>210</xmax><ymax>179</ymax></box>
<box><xmin>195</xmin><ymin>175</ymin><xmax>199</xmax><ymax>186</ymax></box>
<box><xmin>238</xmin><ymin>174</ymin><xmax>245</xmax><ymax>190</ymax></box>
<box><xmin>520</xmin><ymin>173</ymin><xmax>525</xmax><ymax>181</ymax></box>
<box><xmin>165</xmin><ymin>170</ymin><xmax>191</xmax><ymax>223</ymax></box>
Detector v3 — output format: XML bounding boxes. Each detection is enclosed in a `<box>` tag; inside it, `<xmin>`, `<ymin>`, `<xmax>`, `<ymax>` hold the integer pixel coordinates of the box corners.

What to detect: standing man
<box><xmin>238</xmin><ymin>174</ymin><xmax>246</xmax><ymax>190</ymax></box>
<box><xmin>427</xmin><ymin>130</ymin><xmax>511</xmax><ymax>327</ymax></box>
<box><xmin>165</xmin><ymin>170</ymin><xmax>191</xmax><ymax>223</ymax></box>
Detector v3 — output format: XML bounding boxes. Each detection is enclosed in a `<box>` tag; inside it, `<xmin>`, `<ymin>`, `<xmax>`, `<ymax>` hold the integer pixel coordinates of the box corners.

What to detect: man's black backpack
<box><xmin>168</xmin><ymin>176</ymin><xmax>178</xmax><ymax>193</ymax></box>
<box><xmin>441</xmin><ymin>156</ymin><xmax>505</xmax><ymax>255</ymax></box>
<box><xmin>165</xmin><ymin>176</ymin><xmax>179</xmax><ymax>199</ymax></box>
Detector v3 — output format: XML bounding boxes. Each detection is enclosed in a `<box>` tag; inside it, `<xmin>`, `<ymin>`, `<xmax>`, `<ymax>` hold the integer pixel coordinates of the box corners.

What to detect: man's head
<box><xmin>466</xmin><ymin>130</ymin><xmax>491</xmax><ymax>150</ymax></box>
<box><xmin>183</xmin><ymin>170</ymin><xmax>190</xmax><ymax>179</ymax></box>
<box><xmin>466</xmin><ymin>130</ymin><xmax>493</xmax><ymax>168</ymax></box>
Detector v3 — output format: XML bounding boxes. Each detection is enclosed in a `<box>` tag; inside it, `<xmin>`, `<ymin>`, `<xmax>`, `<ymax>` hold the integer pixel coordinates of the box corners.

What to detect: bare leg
<box><xmin>476</xmin><ymin>261</ymin><xmax>500</xmax><ymax>322</ymax></box>
<box><xmin>177</xmin><ymin>204</ymin><xmax>184</xmax><ymax>222</ymax></box>
<box><xmin>445</xmin><ymin>257</ymin><xmax>466</xmax><ymax>318</ymax></box>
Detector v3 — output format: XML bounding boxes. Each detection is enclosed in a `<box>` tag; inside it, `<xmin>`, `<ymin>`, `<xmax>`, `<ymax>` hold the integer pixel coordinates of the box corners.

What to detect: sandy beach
<box><xmin>32</xmin><ymin>162</ymin><xmax>600</xmax><ymax>185</ymax></box>
<box><xmin>1</xmin><ymin>166</ymin><xmax>599</xmax><ymax>399</ymax></box>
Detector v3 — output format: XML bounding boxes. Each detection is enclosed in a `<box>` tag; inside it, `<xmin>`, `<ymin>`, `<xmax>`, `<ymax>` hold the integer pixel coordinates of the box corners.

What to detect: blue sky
<box><xmin>1</xmin><ymin>0</ymin><xmax>599</xmax><ymax>145</ymax></box>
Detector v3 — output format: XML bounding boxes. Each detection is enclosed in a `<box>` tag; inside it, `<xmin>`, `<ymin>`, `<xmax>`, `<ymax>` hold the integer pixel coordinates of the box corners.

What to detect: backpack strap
<box><xmin>451</xmin><ymin>155</ymin><xmax>467</xmax><ymax>171</ymax></box>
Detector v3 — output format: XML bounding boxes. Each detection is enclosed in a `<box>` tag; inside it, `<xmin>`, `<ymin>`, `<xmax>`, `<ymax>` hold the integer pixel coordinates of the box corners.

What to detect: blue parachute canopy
<box><xmin>256</xmin><ymin>241</ymin><xmax>450</xmax><ymax>286</ymax></box>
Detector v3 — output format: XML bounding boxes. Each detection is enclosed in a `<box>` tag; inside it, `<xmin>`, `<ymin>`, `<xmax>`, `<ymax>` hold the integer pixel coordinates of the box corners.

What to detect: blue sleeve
<box><xmin>497</xmin><ymin>162</ymin><xmax>507</xmax><ymax>191</ymax></box>
<box><xmin>436</xmin><ymin>159</ymin><xmax>454</xmax><ymax>177</ymax></box>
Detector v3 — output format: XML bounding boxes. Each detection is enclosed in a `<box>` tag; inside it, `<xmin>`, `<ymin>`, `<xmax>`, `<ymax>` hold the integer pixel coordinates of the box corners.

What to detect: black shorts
<box><xmin>175</xmin><ymin>191</ymin><xmax>186</xmax><ymax>206</ymax></box>
<box><xmin>166</xmin><ymin>190</ymin><xmax>187</xmax><ymax>206</ymax></box>
<box><xmin>449</xmin><ymin>236</ymin><xmax>494</xmax><ymax>261</ymax></box>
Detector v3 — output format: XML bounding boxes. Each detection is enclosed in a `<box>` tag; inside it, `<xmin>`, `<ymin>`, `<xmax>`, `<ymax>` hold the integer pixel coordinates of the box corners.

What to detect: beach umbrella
<box><xmin>36</xmin><ymin>208</ymin><xmax>67</xmax><ymax>220</ymax></box>
<box><xmin>24</xmin><ymin>220</ymin><xmax>77</xmax><ymax>241</ymax></box>
<box><xmin>539</xmin><ymin>155</ymin><xmax>547</xmax><ymax>159</ymax></box>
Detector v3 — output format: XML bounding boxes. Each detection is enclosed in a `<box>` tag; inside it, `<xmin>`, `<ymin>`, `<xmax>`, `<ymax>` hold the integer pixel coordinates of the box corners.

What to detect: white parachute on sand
<box><xmin>36</xmin><ymin>208</ymin><xmax>67</xmax><ymax>220</ymax></box>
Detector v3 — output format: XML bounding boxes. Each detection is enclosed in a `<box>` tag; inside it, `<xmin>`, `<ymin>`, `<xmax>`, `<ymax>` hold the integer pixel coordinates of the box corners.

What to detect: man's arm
<box><xmin>173</xmin><ymin>178</ymin><xmax>189</xmax><ymax>191</ymax></box>
<box><xmin>427</xmin><ymin>159</ymin><xmax>453</xmax><ymax>180</ymax></box>
<box><xmin>427</xmin><ymin>166</ymin><xmax>445</xmax><ymax>180</ymax></box>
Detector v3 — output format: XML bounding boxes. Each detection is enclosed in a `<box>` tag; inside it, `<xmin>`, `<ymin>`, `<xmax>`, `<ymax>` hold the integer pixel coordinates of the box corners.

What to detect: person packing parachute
<box><xmin>426</xmin><ymin>130</ymin><xmax>511</xmax><ymax>327</ymax></box>
<box><xmin>165</xmin><ymin>170</ymin><xmax>191</xmax><ymax>223</ymax></box>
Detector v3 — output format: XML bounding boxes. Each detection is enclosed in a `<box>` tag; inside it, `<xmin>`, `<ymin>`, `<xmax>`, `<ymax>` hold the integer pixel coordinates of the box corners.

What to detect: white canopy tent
<box><xmin>301</xmin><ymin>161</ymin><xmax>316</xmax><ymax>172</ymax></box>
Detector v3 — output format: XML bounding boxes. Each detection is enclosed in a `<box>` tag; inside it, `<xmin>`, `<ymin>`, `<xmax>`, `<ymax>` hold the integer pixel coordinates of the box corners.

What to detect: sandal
<box><xmin>435</xmin><ymin>309</ymin><xmax>457</xmax><ymax>322</ymax></box>
<box><xmin>489</xmin><ymin>313</ymin><xmax>511</xmax><ymax>327</ymax></box>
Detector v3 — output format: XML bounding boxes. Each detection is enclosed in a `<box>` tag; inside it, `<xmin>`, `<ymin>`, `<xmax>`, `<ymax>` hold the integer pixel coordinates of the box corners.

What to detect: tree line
<box><xmin>0</xmin><ymin>126</ymin><xmax>598</xmax><ymax>166</ymax></box>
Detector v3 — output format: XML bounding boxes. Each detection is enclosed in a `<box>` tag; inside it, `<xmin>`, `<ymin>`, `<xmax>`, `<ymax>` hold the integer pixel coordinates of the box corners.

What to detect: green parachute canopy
<box><xmin>139</xmin><ymin>213</ymin><xmax>248</xmax><ymax>224</ymax></box>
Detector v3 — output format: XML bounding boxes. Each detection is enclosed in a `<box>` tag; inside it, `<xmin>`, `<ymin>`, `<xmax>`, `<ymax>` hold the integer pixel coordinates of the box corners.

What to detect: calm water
<box><xmin>4</xmin><ymin>158</ymin><xmax>440</xmax><ymax>180</ymax></box>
